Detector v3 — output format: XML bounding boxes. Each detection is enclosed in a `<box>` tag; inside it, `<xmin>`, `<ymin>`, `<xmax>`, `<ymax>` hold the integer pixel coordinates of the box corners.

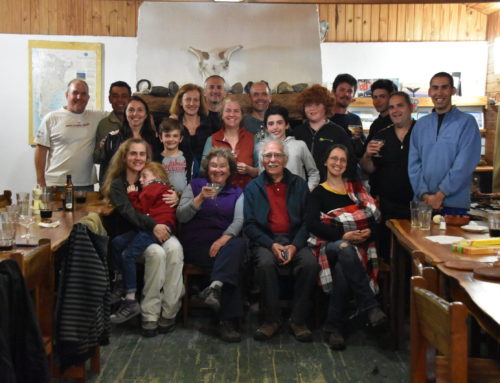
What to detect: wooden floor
<box><xmin>59</xmin><ymin>309</ymin><xmax>409</xmax><ymax>383</ymax></box>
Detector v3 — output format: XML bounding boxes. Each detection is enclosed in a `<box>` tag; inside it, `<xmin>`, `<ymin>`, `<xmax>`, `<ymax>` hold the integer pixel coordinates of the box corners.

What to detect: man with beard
<box><xmin>204</xmin><ymin>75</ymin><xmax>227</xmax><ymax>131</ymax></box>
<box><xmin>94</xmin><ymin>81</ymin><xmax>132</xmax><ymax>183</ymax></box>
<box><xmin>366</xmin><ymin>79</ymin><xmax>397</xmax><ymax>140</ymax></box>
<box><xmin>330</xmin><ymin>74</ymin><xmax>365</xmax><ymax>158</ymax></box>
<box><xmin>242</xmin><ymin>81</ymin><xmax>272</xmax><ymax>135</ymax></box>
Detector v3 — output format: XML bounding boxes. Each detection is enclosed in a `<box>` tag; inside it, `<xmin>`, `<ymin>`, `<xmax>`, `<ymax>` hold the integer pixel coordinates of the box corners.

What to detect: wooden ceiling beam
<box><xmin>145</xmin><ymin>0</ymin><xmax>499</xmax><ymax>4</ymax></box>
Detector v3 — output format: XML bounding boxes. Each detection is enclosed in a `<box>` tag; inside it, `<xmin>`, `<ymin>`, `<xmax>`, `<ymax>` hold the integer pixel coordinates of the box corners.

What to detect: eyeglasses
<box><xmin>262</xmin><ymin>152</ymin><xmax>286</xmax><ymax>160</ymax></box>
<box><xmin>329</xmin><ymin>156</ymin><xmax>347</xmax><ymax>164</ymax></box>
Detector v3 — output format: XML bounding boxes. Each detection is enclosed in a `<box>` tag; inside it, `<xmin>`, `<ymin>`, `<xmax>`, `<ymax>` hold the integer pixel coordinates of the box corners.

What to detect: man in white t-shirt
<box><xmin>34</xmin><ymin>79</ymin><xmax>107</xmax><ymax>190</ymax></box>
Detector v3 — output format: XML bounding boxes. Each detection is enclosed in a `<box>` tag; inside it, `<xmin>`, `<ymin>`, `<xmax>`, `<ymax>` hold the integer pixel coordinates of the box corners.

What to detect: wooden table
<box><xmin>386</xmin><ymin>219</ymin><xmax>500</xmax><ymax>347</ymax></box>
<box><xmin>14</xmin><ymin>193</ymin><xmax>110</xmax><ymax>252</ymax></box>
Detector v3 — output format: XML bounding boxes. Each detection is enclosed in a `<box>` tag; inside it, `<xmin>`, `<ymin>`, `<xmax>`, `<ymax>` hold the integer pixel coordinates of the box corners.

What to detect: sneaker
<box><xmin>219</xmin><ymin>321</ymin><xmax>241</xmax><ymax>343</ymax></box>
<box><xmin>367</xmin><ymin>306</ymin><xmax>387</xmax><ymax>328</ymax></box>
<box><xmin>158</xmin><ymin>317</ymin><xmax>176</xmax><ymax>334</ymax></box>
<box><xmin>141</xmin><ymin>320</ymin><xmax>158</xmax><ymax>338</ymax></box>
<box><xmin>326</xmin><ymin>328</ymin><xmax>346</xmax><ymax>350</ymax></box>
<box><xmin>253</xmin><ymin>322</ymin><xmax>280</xmax><ymax>341</ymax></box>
<box><xmin>110</xmin><ymin>299</ymin><xmax>140</xmax><ymax>324</ymax></box>
<box><xmin>198</xmin><ymin>285</ymin><xmax>221</xmax><ymax>311</ymax></box>
<box><xmin>289</xmin><ymin>320</ymin><xmax>313</xmax><ymax>342</ymax></box>
<box><xmin>110</xmin><ymin>285</ymin><xmax>125</xmax><ymax>305</ymax></box>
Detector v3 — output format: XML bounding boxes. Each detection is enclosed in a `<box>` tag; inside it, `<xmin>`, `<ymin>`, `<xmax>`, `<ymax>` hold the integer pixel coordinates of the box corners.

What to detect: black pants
<box><xmin>185</xmin><ymin>237</ymin><xmax>245</xmax><ymax>320</ymax></box>
<box><xmin>324</xmin><ymin>240</ymin><xmax>378</xmax><ymax>330</ymax></box>
<box><xmin>253</xmin><ymin>234</ymin><xmax>320</xmax><ymax>325</ymax></box>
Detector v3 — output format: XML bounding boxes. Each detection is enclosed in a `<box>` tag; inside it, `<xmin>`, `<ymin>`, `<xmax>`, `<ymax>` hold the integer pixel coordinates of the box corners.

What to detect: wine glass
<box><xmin>372</xmin><ymin>139</ymin><xmax>385</xmax><ymax>158</ymax></box>
<box><xmin>19</xmin><ymin>208</ymin><xmax>34</xmax><ymax>243</ymax></box>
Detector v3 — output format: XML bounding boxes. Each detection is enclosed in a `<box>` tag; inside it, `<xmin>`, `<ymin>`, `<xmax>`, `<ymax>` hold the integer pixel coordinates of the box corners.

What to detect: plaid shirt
<box><xmin>308</xmin><ymin>181</ymin><xmax>380</xmax><ymax>294</ymax></box>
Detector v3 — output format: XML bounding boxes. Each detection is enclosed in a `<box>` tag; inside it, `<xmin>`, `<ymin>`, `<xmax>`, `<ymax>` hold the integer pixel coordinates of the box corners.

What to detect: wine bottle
<box><xmin>64</xmin><ymin>174</ymin><xmax>74</xmax><ymax>211</ymax></box>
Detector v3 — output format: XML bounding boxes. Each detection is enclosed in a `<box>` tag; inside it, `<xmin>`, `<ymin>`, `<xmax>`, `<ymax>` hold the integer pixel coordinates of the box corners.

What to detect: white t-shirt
<box><xmin>35</xmin><ymin>108</ymin><xmax>108</xmax><ymax>186</ymax></box>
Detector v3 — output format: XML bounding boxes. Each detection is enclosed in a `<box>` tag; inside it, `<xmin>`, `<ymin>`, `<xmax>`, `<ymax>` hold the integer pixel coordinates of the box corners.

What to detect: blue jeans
<box><xmin>324</xmin><ymin>240</ymin><xmax>378</xmax><ymax>330</ymax></box>
<box><xmin>112</xmin><ymin>230</ymin><xmax>158</xmax><ymax>293</ymax></box>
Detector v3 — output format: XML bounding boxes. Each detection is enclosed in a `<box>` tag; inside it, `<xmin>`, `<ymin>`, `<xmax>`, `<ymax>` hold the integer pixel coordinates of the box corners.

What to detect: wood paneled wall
<box><xmin>318</xmin><ymin>3</ymin><xmax>487</xmax><ymax>42</ymax></box>
<box><xmin>0</xmin><ymin>1</ymin><xmax>490</xmax><ymax>40</ymax></box>
<box><xmin>0</xmin><ymin>0</ymin><xmax>140</xmax><ymax>36</ymax></box>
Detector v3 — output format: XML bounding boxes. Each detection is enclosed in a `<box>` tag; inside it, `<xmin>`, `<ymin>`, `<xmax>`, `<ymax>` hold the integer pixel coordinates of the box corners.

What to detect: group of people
<box><xmin>33</xmin><ymin>70</ymin><xmax>481</xmax><ymax>350</ymax></box>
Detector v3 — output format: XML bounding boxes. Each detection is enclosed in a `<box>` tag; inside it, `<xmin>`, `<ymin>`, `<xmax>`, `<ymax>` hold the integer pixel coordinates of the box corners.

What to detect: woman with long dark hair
<box><xmin>100</xmin><ymin>96</ymin><xmax>161</xmax><ymax>180</ymax></box>
<box><xmin>306</xmin><ymin>144</ymin><xmax>386</xmax><ymax>350</ymax></box>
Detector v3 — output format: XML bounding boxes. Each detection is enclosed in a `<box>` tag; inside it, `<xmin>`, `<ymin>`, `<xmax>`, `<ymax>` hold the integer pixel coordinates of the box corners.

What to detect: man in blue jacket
<box><xmin>408</xmin><ymin>72</ymin><xmax>481</xmax><ymax>210</ymax></box>
<box><xmin>244</xmin><ymin>139</ymin><xmax>319</xmax><ymax>342</ymax></box>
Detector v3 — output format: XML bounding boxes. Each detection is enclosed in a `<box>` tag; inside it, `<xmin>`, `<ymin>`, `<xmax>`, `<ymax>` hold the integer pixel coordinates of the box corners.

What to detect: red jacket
<box><xmin>128</xmin><ymin>182</ymin><xmax>177</xmax><ymax>229</ymax></box>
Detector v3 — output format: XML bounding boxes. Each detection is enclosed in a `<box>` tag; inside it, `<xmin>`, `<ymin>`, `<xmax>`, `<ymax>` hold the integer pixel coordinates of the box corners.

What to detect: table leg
<box><xmin>390</xmin><ymin>232</ymin><xmax>407</xmax><ymax>349</ymax></box>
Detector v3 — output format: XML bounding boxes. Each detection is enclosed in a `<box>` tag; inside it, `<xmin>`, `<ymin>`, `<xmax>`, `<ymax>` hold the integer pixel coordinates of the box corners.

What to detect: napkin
<box><xmin>38</xmin><ymin>220</ymin><xmax>61</xmax><ymax>228</ymax></box>
<box><xmin>425</xmin><ymin>235</ymin><xmax>464</xmax><ymax>245</ymax></box>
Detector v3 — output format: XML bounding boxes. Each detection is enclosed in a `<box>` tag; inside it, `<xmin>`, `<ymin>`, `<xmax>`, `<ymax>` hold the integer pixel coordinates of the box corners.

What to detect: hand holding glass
<box><xmin>371</xmin><ymin>139</ymin><xmax>385</xmax><ymax>158</ymax></box>
<box><xmin>207</xmin><ymin>183</ymin><xmax>222</xmax><ymax>199</ymax></box>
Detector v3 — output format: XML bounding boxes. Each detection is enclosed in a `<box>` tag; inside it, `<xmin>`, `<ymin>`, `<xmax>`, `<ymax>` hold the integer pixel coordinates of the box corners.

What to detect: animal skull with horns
<box><xmin>188</xmin><ymin>45</ymin><xmax>243</xmax><ymax>80</ymax></box>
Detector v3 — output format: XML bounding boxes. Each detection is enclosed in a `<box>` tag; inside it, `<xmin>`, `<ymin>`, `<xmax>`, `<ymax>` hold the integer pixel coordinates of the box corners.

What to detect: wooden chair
<box><xmin>411</xmin><ymin>250</ymin><xmax>439</xmax><ymax>294</ymax></box>
<box><xmin>410</xmin><ymin>274</ymin><xmax>500</xmax><ymax>383</ymax></box>
<box><xmin>182</xmin><ymin>263</ymin><xmax>207</xmax><ymax>327</ymax></box>
<box><xmin>0</xmin><ymin>189</ymin><xmax>12</xmax><ymax>208</ymax></box>
<box><xmin>6</xmin><ymin>238</ymin><xmax>100</xmax><ymax>383</ymax></box>
<box><xmin>0</xmin><ymin>239</ymin><xmax>54</xmax><ymax>357</ymax></box>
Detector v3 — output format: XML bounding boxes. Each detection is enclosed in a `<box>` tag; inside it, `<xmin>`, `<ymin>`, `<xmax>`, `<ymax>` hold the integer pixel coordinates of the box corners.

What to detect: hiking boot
<box><xmin>158</xmin><ymin>317</ymin><xmax>176</xmax><ymax>334</ymax></box>
<box><xmin>141</xmin><ymin>320</ymin><xmax>158</xmax><ymax>338</ymax></box>
<box><xmin>253</xmin><ymin>322</ymin><xmax>280</xmax><ymax>341</ymax></box>
<box><xmin>289</xmin><ymin>320</ymin><xmax>313</xmax><ymax>342</ymax></box>
<box><xmin>367</xmin><ymin>306</ymin><xmax>387</xmax><ymax>328</ymax></box>
<box><xmin>327</xmin><ymin>328</ymin><xmax>346</xmax><ymax>350</ymax></box>
<box><xmin>110</xmin><ymin>299</ymin><xmax>140</xmax><ymax>324</ymax></box>
<box><xmin>219</xmin><ymin>321</ymin><xmax>241</xmax><ymax>343</ymax></box>
<box><xmin>110</xmin><ymin>285</ymin><xmax>125</xmax><ymax>305</ymax></box>
<box><xmin>198</xmin><ymin>285</ymin><xmax>221</xmax><ymax>311</ymax></box>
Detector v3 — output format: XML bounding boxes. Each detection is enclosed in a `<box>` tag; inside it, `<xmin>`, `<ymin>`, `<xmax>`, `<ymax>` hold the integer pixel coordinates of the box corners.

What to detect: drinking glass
<box><xmin>76</xmin><ymin>191</ymin><xmax>87</xmax><ymax>204</ymax></box>
<box><xmin>208</xmin><ymin>183</ymin><xmax>222</xmax><ymax>200</ymax></box>
<box><xmin>418</xmin><ymin>205</ymin><xmax>433</xmax><ymax>230</ymax></box>
<box><xmin>6</xmin><ymin>205</ymin><xmax>19</xmax><ymax>223</ymax></box>
<box><xmin>348</xmin><ymin>125</ymin><xmax>363</xmax><ymax>138</ymax></box>
<box><xmin>40</xmin><ymin>193</ymin><xmax>53</xmax><ymax>220</ymax></box>
<box><xmin>16</xmin><ymin>192</ymin><xmax>30</xmax><ymax>216</ymax></box>
<box><xmin>410</xmin><ymin>201</ymin><xmax>420</xmax><ymax>227</ymax></box>
<box><xmin>19</xmin><ymin>208</ymin><xmax>34</xmax><ymax>242</ymax></box>
<box><xmin>487</xmin><ymin>211</ymin><xmax>500</xmax><ymax>237</ymax></box>
<box><xmin>372</xmin><ymin>139</ymin><xmax>385</xmax><ymax>158</ymax></box>
<box><xmin>0</xmin><ymin>212</ymin><xmax>16</xmax><ymax>251</ymax></box>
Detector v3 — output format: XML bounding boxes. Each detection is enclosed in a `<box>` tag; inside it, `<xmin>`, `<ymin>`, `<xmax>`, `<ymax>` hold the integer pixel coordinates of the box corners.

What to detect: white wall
<box><xmin>137</xmin><ymin>2</ymin><xmax>322</xmax><ymax>87</ymax></box>
<box><xmin>0</xmin><ymin>34</ymin><xmax>136</xmax><ymax>194</ymax></box>
<box><xmin>321</xmin><ymin>42</ymin><xmax>488</xmax><ymax>96</ymax></box>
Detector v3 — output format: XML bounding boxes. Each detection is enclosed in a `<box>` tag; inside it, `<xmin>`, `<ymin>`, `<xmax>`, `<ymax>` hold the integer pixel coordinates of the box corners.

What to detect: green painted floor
<box><xmin>62</xmin><ymin>309</ymin><xmax>409</xmax><ymax>383</ymax></box>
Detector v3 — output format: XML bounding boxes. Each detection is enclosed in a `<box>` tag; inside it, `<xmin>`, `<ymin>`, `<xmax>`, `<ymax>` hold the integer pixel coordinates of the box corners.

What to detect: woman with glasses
<box><xmin>306</xmin><ymin>144</ymin><xmax>386</xmax><ymax>351</ymax></box>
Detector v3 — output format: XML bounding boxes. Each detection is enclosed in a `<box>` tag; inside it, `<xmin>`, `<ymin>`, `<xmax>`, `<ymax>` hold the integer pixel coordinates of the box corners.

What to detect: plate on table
<box><xmin>444</xmin><ymin>260</ymin><xmax>491</xmax><ymax>271</ymax></box>
<box><xmin>473</xmin><ymin>266</ymin><xmax>500</xmax><ymax>281</ymax></box>
<box><xmin>461</xmin><ymin>222</ymin><xmax>488</xmax><ymax>233</ymax></box>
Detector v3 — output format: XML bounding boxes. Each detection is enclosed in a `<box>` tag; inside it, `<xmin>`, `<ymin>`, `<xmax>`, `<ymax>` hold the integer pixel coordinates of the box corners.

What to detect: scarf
<box><xmin>308</xmin><ymin>181</ymin><xmax>380</xmax><ymax>294</ymax></box>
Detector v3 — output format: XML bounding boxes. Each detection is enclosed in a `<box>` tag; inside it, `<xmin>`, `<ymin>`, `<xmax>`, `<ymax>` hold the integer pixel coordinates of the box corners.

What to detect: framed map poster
<box><xmin>28</xmin><ymin>40</ymin><xmax>103</xmax><ymax>145</ymax></box>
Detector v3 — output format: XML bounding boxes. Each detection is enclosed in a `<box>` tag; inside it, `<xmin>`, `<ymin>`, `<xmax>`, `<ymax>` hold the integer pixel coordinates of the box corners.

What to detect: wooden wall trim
<box><xmin>320</xmin><ymin>3</ymin><xmax>487</xmax><ymax>42</ymax></box>
<box><xmin>0</xmin><ymin>0</ymin><xmax>494</xmax><ymax>40</ymax></box>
